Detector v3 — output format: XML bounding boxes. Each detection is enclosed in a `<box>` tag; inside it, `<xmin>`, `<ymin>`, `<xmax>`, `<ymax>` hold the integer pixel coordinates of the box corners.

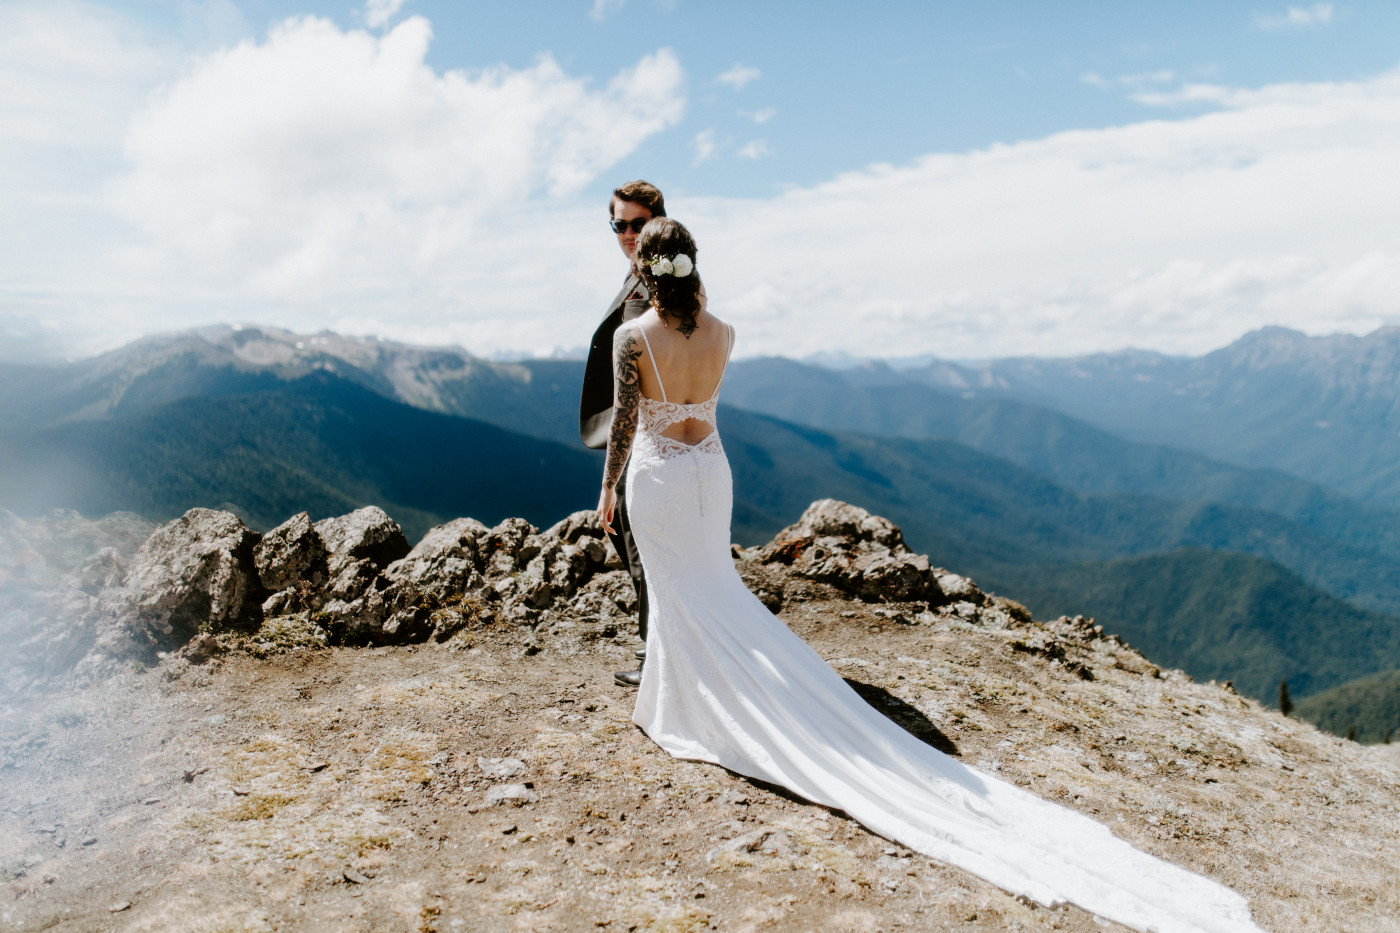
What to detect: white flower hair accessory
<box><xmin>644</xmin><ymin>253</ymin><xmax>693</xmax><ymax>277</ymax></box>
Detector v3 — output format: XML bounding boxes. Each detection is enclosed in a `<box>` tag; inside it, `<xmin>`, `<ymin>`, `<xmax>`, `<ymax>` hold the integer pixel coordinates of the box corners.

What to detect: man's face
<box><xmin>611</xmin><ymin>198</ymin><xmax>653</xmax><ymax>260</ymax></box>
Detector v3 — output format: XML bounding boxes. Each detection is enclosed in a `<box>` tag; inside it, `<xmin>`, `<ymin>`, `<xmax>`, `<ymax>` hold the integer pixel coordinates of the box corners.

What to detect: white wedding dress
<box><xmin>624</xmin><ymin>325</ymin><xmax>1265</xmax><ymax>933</ymax></box>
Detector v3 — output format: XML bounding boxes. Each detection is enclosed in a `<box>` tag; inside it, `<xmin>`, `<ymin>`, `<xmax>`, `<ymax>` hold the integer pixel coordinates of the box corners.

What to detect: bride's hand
<box><xmin>598</xmin><ymin>485</ymin><xmax>617</xmax><ymax>535</ymax></box>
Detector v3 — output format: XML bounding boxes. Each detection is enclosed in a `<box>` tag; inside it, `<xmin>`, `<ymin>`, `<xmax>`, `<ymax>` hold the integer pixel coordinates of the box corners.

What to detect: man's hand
<box><xmin>598</xmin><ymin>485</ymin><xmax>617</xmax><ymax>535</ymax></box>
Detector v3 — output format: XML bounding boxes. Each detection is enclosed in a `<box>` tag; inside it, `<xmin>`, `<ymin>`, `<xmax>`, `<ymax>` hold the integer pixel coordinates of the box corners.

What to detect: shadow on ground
<box><xmin>845</xmin><ymin>678</ymin><xmax>959</xmax><ymax>757</ymax></box>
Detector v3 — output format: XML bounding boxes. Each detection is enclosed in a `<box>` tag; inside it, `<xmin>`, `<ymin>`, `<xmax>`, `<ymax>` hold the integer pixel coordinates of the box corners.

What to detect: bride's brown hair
<box><xmin>634</xmin><ymin>217</ymin><xmax>702</xmax><ymax>331</ymax></box>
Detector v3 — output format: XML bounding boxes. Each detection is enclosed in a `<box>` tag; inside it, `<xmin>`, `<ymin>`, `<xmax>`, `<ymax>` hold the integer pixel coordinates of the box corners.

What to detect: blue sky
<box><xmin>3</xmin><ymin>1</ymin><xmax>1400</xmax><ymax>361</ymax></box>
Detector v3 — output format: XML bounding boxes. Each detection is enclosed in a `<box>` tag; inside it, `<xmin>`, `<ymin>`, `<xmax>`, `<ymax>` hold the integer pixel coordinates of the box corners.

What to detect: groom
<box><xmin>580</xmin><ymin>179</ymin><xmax>666</xmax><ymax>688</ymax></box>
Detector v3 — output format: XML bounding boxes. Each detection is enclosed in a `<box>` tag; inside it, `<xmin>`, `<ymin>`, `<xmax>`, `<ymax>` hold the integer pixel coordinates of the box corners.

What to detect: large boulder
<box><xmin>366</xmin><ymin>518</ymin><xmax>494</xmax><ymax>643</ymax></box>
<box><xmin>255</xmin><ymin>511</ymin><xmax>329</xmax><ymax>592</ymax></box>
<box><xmin>771</xmin><ymin>500</ymin><xmax>908</xmax><ymax>550</ymax></box>
<box><xmin>758</xmin><ymin>500</ymin><xmax>948</xmax><ymax>605</ymax></box>
<box><xmin>381</xmin><ymin>517</ymin><xmax>491</xmax><ymax>600</ymax></box>
<box><xmin>255</xmin><ymin>512</ymin><xmax>331</xmax><ymax>616</ymax></box>
<box><xmin>541</xmin><ymin>510</ymin><xmax>610</xmax><ymax>548</ymax></box>
<box><xmin>481</xmin><ymin>517</ymin><xmax>538</xmax><ymax>578</ymax></box>
<box><xmin>119</xmin><ymin>508</ymin><xmax>265</xmax><ymax>649</ymax></box>
<box><xmin>315</xmin><ymin>510</ymin><xmax>473</xmax><ymax>645</ymax></box>
<box><xmin>514</xmin><ymin>511</ymin><xmax>611</xmax><ymax>611</ymax></box>
<box><xmin>314</xmin><ymin>506</ymin><xmax>410</xmax><ymax>577</ymax></box>
<box><xmin>310</xmin><ymin>507</ymin><xmax>411</xmax><ymax>627</ymax></box>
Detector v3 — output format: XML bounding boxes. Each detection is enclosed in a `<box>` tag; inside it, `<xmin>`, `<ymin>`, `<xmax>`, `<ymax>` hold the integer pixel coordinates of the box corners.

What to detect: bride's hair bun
<box><xmin>635</xmin><ymin>218</ymin><xmax>701</xmax><ymax>329</ymax></box>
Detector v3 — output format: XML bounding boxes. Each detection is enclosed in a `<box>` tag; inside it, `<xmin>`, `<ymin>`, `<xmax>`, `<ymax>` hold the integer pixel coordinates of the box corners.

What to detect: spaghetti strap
<box><xmin>635</xmin><ymin>323</ymin><xmax>667</xmax><ymax>402</ymax></box>
<box><xmin>709</xmin><ymin>323</ymin><xmax>736</xmax><ymax>399</ymax></box>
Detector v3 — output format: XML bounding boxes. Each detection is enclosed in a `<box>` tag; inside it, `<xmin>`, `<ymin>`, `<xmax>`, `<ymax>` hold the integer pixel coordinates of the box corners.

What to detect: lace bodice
<box><xmin>637</xmin><ymin>397</ymin><xmax>722</xmax><ymax>459</ymax></box>
<box><xmin>632</xmin><ymin>323</ymin><xmax>733</xmax><ymax>463</ymax></box>
<box><xmin>640</xmin><ymin>395</ymin><xmax>719</xmax><ymax>431</ymax></box>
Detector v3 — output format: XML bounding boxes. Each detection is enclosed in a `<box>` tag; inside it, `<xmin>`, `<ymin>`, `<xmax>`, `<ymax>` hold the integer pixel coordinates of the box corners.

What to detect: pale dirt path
<box><xmin>3</xmin><ymin>587</ymin><xmax>1398</xmax><ymax>933</ymax></box>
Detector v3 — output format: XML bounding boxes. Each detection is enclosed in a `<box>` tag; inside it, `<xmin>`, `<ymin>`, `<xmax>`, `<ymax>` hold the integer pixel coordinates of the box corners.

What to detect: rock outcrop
<box><xmin>755</xmin><ymin>499</ymin><xmax>977</xmax><ymax>607</ymax></box>
<box><xmin>118</xmin><ymin>508</ymin><xmax>266</xmax><ymax>649</ymax></box>
<box><xmin>1</xmin><ymin>499</ymin><xmax>1010</xmax><ymax>687</ymax></box>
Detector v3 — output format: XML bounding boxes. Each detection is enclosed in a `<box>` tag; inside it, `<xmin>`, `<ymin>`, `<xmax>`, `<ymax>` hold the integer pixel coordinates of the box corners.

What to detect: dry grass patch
<box><xmin>358</xmin><ymin>728</ymin><xmax>441</xmax><ymax>801</ymax></box>
<box><xmin>225</xmin><ymin>793</ymin><xmax>299</xmax><ymax>822</ymax></box>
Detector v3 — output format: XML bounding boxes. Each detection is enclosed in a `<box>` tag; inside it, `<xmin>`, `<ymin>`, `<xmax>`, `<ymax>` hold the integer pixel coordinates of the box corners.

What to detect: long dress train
<box><xmin>623</xmin><ymin>327</ymin><xmax>1265</xmax><ymax>933</ymax></box>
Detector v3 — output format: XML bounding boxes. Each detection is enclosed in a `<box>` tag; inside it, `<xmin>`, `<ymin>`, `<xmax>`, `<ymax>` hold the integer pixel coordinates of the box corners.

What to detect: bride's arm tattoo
<box><xmin>603</xmin><ymin>326</ymin><xmax>642</xmax><ymax>489</ymax></box>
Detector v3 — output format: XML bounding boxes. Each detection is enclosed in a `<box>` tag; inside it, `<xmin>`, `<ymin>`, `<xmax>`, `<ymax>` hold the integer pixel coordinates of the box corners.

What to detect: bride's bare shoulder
<box><xmin>697</xmin><ymin>309</ymin><xmax>731</xmax><ymax>336</ymax></box>
<box><xmin>714</xmin><ymin>316</ymin><xmax>734</xmax><ymax>348</ymax></box>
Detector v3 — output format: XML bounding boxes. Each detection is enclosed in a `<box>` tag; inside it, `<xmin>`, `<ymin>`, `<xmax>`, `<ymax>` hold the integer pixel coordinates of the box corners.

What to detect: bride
<box><xmin>596</xmin><ymin>217</ymin><xmax>1265</xmax><ymax>933</ymax></box>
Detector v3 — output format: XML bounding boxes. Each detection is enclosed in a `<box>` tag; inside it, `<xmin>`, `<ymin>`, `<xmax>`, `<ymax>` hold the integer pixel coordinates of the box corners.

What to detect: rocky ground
<box><xmin>2</xmin><ymin>502</ymin><xmax>1399</xmax><ymax>932</ymax></box>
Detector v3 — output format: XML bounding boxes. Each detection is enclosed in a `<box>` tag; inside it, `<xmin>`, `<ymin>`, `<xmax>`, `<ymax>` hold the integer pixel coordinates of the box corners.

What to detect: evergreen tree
<box><xmin>1278</xmin><ymin>678</ymin><xmax>1293</xmax><ymax>717</ymax></box>
<box><xmin>1346</xmin><ymin>724</ymin><xmax>1357</xmax><ymax>742</ymax></box>
<box><xmin>1385</xmin><ymin>729</ymin><xmax>1393</xmax><ymax>745</ymax></box>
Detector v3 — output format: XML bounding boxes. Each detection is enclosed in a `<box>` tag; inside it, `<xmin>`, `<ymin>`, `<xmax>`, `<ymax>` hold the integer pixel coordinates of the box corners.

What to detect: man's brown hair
<box><xmin>610</xmin><ymin>180</ymin><xmax>666</xmax><ymax>219</ymax></box>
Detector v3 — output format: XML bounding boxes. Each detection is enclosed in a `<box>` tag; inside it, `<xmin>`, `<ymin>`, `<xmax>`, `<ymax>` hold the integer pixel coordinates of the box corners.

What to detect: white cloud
<box><xmin>692</xmin><ymin>128</ymin><xmax>717</xmax><ymax>164</ymax></box>
<box><xmin>1255</xmin><ymin>3</ymin><xmax>1334</xmax><ymax>29</ymax></box>
<box><xmin>736</xmin><ymin>139</ymin><xmax>769</xmax><ymax>159</ymax></box>
<box><xmin>715</xmin><ymin>63</ymin><xmax>760</xmax><ymax>90</ymax></box>
<box><xmin>0</xmin><ymin>9</ymin><xmax>685</xmax><ymax>361</ymax></box>
<box><xmin>1083</xmin><ymin>69</ymin><xmax>1228</xmax><ymax>109</ymax></box>
<box><xmin>113</xmin><ymin>16</ymin><xmax>684</xmax><ymax>298</ymax></box>
<box><xmin>677</xmin><ymin>68</ymin><xmax>1400</xmax><ymax>360</ymax></box>
<box><xmin>1081</xmin><ymin>69</ymin><xmax>1175</xmax><ymax>91</ymax></box>
<box><xmin>742</xmin><ymin>107</ymin><xmax>776</xmax><ymax>124</ymax></box>
<box><xmin>1127</xmin><ymin>82</ymin><xmax>1233</xmax><ymax>108</ymax></box>
<box><xmin>590</xmin><ymin>0</ymin><xmax>625</xmax><ymax>22</ymax></box>
<box><xmin>363</xmin><ymin>0</ymin><xmax>409</xmax><ymax>30</ymax></box>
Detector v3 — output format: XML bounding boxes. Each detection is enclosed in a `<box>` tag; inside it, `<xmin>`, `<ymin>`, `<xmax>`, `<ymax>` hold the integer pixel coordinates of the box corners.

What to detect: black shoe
<box><xmin>634</xmin><ymin>646</ymin><xmax>647</xmax><ymax>661</ymax></box>
<box><xmin>614</xmin><ymin>669</ymin><xmax>642</xmax><ymax>688</ymax></box>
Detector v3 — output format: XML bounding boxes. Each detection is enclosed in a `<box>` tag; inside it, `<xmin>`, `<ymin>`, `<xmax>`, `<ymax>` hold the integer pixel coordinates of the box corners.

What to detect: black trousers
<box><xmin>606</xmin><ymin>466</ymin><xmax>649</xmax><ymax>644</ymax></box>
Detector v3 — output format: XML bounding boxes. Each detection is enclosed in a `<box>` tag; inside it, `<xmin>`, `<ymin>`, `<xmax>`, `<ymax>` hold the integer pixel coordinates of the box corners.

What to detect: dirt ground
<box><xmin>3</xmin><ymin>574</ymin><xmax>1399</xmax><ymax>933</ymax></box>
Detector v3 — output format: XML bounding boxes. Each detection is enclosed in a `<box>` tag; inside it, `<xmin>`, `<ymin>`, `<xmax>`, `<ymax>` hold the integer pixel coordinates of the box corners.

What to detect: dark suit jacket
<box><xmin>580</xmin><ymin>274</ymin><xmax>651</xmax><ymax>450</ymax></box>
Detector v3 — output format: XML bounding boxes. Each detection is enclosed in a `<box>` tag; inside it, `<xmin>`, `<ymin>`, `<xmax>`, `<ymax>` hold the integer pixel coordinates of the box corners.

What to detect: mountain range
<box><xmin>1</xmin><ymin>324</ymin><xmax>1397</xmax><ymax>736</ymax></box>
<box><xmin>886</xmin><ymin>325</ymin><xmax>1400</xmax><ymax>512</ymax></box>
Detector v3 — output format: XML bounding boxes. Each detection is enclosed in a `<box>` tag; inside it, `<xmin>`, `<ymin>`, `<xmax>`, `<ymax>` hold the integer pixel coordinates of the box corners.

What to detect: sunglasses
<box><xmin>609</xmin><ymin>217</ymin><xmax>649</xmax><ymax>235</ymax></box>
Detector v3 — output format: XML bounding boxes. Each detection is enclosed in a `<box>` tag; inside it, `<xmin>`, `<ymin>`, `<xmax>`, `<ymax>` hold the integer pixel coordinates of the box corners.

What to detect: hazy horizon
<box><xmin>11</xmin><ymin>318</ymin><xmax>1400</xmax><ymax>370</ymax></box>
